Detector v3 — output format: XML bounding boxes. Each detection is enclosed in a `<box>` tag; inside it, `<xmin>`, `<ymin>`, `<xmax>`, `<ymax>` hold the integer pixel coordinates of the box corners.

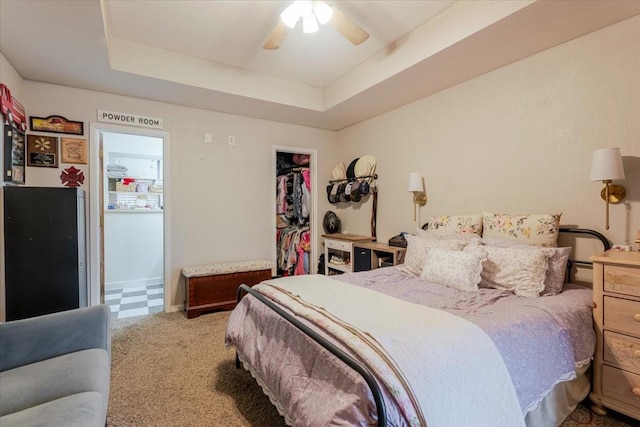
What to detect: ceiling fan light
<box><xmin>280</xmin><ymin>4</ymin><xmax>299</xmax><ymax>29</ymax></box>
<box><xmin>293</xmin><ymin>1</ymin><xmax>313</xmax><ymax>17</ymax></box>
<box><xmin>302</xmin><ymin>13</ymin><xmax>319</xmax><ymax>33</ymax></box>
<box><xmin>313</xmin><ymin>1</ymin><xmax>333</xmax><ymax>25</ymax></box>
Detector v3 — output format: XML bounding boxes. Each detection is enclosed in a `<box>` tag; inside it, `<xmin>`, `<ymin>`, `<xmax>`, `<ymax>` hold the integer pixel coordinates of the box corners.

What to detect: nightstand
<box><xmin>352</xmin><ymin>241</ymin><xmax>406</xmax><ymax>272</ymax></box>
<box><xmin>590</xmin><ymin>250</ymin><xmax>640</xmax><ymax>420</ymax></box>
<box><xmin>323</xmin><ymin>234</ymin><xmax>373</xmax><ymax>275</ymax></box>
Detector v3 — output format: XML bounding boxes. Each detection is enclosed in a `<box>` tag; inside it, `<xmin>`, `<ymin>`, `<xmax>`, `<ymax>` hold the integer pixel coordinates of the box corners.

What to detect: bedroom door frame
<box><xmin>89</xmin><ymin>123</ymin><xmax>171</xmax><ymax>311</ymax></box>
<box><xmin>272</xmin><ymin>146</ymin><xmax>318</xmax><ymax>276</ymax></box>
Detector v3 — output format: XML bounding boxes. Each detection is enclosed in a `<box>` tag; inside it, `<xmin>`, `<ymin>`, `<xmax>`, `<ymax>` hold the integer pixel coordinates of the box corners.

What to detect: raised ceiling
<box><xmin>1</xmin><ymin>0</ymin><xmax>639</xmax><ymax>130</ymax></box>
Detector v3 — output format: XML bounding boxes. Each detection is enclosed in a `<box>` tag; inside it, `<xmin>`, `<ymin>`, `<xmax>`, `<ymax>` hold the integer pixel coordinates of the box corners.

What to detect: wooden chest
<box><xmin>182</xmin><ymin>260</ymin><xmax>272</xmax><ymax>319</ymax></box>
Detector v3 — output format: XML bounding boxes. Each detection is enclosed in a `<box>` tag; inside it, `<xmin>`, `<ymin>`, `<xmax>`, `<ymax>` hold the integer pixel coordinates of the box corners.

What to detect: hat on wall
<box><xmin>338</xmin><ymin>182</ymin><xmax>348</xmax><ymax>202</ymax></box>
<box><xmin>355</xmin><ymin>155</ymin><xmax>377</xmax><ymax>178</ymax></box>
<box><xmin>332</xmin><ymin>162</ymin><xmax>346</xmax><ymax>181</ymax></box>
<box><xmin>350</xmin><ymin>183</ymin><xmax>361</xmax><ymax>202</ymax></box>
<box><xmin>346</xmin><ymin>158</ymin><xmax>359</xmax><ymax>179</ymax></box>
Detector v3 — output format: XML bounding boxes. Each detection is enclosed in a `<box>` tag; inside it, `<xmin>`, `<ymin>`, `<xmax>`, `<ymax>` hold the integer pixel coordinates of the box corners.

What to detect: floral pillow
<box><xmin>482</xmin><ymin>212</ymin><xmax>561</xmax><ymax>247</ymax></box>
<box><xmin>420</xmin><ymin>246</ymin><xmax>487</xmax><ymax>292</ymax></box>
<box><xmin>480</xmin><ymin>245</ymin><xmax>550</xmax><ymax>297</ymax></box>
<box><xmin>395</xmin><ymin>234</ymin><xmax>468</xmax><ymax>277</ymax></box>
<box><xmin>481</xmin><ymin>237</ymin><xmax>571</xmax><ymax>295</ymax></box>
<box><xmin>424</xmin><ymin>214</ymin><xmax>483</xmax><ymax>237</ymax></box>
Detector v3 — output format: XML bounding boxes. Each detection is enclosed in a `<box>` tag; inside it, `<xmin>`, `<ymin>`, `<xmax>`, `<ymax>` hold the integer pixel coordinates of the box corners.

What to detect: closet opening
<box><xmin>273</xmin><ymin>146</ymin><xmax>317</xmax><ymax>277</ymax></box>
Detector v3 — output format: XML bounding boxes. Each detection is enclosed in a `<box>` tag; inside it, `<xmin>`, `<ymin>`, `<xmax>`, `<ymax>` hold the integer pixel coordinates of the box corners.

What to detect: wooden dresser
<box><xmin>590</xmin><ymin>250</ymin><xmax>640</xmax><ymax>420</ymax></box>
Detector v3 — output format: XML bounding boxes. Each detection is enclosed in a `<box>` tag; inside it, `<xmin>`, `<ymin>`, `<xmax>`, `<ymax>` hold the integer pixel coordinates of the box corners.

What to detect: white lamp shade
<box><xmin>590</xmin><ymin>148</ymin><xmax>625</xmax><ymax>181</ymax></box>
<box><xmin>408</xmin><ymin>172</ymin><xmax>423</xmax><ymax>192</ymax></box>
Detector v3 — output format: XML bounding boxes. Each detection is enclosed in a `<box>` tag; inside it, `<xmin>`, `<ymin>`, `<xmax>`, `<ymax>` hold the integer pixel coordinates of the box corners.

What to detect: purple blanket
<box><xmin>226</xmin><ymin>267</ymin><xmax>595</xmax><ymax>425</ymax></box>
<box><xmin>333</xmin><ymin>267</ymin><xmax>595</xmax><ymax>413</ymax></box>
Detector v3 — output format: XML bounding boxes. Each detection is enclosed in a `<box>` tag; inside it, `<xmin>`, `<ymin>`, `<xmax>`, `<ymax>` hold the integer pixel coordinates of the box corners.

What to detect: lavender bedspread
<box><xmin>333</xmin><ymin>267</ymin><xmax>596</xmax><ymax>413</ymax></box>
<box><xmin>225</xmin><ymin>267</ymin><xmax>595</xmax><ymax>426</ymax></box>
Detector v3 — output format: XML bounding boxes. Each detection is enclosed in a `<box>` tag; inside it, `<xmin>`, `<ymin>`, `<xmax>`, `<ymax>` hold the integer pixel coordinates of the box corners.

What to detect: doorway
<box><xmin>273</xmin><ymin>146</ymin><xmax>317</xmax><ymax>277</ymax></box>
<box><xmin>89</xmin><ymin>124</ymin><xmax>170</xmax><ymax>319</ymax></box>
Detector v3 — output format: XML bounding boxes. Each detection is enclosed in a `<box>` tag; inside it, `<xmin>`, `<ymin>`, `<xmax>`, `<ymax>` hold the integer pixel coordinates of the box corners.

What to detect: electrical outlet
<box><xmin>228</xmin><ymin>136</ymin><xmax>235</xmax><ymax>145</ymax></box>
<box><xmin>204</xmin><ymin>133</ymin><xmax>212</xmax><ymax>144</ymax></box>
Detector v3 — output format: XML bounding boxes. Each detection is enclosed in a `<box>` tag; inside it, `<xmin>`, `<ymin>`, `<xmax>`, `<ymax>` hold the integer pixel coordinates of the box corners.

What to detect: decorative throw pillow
<box><xmin>396</xmin><ymin>234</ymin><xmax>468</xmax><ymax>277</ymax></box>
<box><xmin>482</xmin><ymin>212</ymin><xmax>561</xmax><ymax>247</ymax></box>
<box><xmin>420</xmin><ymin>246</ymin><xmax>487</xmax><ymax>292</ymax></box>
<box><xmin>415</xmin><ymin>228</ymin><xmax>482</xmax><ymax>242</ymax></box>
<box><xmin>480</xmin><ymin>246</ymin><xmax>550</xmax><ymax>298</ymax></box>
<box><xmin>481</xmin><ymin>237</ymin><xmax>571</xmax><ymax>295</ymax></box>
<box><xmin>425</xmin><ymin>214</ymin><xmax>483</xmax><ymax>236</ymax></box>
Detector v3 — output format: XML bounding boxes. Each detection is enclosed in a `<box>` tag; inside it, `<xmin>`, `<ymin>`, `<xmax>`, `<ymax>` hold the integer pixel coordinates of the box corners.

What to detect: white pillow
<box><xmin>395</xmin><ymin>234</ymin><xmax>468</xmax><ymax>277</ymax></box>
<box><xmin>480</xmin><ymin>246</ymin><xmax>550</xmax><ymax>298</ymax></box>
<box><xmin>481</xmin><ymin>237</ymin><xmax>571</xmax><ymax>295</ymax></box>
<box><xmin>420</xmin><ymin>247</ymin><xmax>487</xmax><ymax>292</ymax></box>
<box><xmin>482</xmin><ymin>212</ymin><xmax>561</xmax><ymax>247</ymax></box>
<box><xmin>424</xmin><ymin>214</ymin><xmax>483</xmax><ymax>236</ymax></box>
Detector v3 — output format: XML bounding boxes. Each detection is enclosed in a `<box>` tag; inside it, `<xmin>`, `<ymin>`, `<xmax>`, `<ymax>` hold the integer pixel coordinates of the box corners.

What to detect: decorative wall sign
<box><xmin>27</xmin><ymin>134</ymin><xmax>58</xmax><ymax>167</ymax></box>
<box><xmin>97</xmin><ymin>109</ymin><xmax>163</xmax><ymax>129</ymax></box>
<box><xmin>29</xmin><ymin>115</ymin><xmax>83</xmax><ymax>135</ymax></box>
<box><xmin>60</xmin><ymin>165</ymin><xmax>85</xmax><ymax>187</ymax></box>
<box><xmin>3</xmin><ymin>121</ymin><xmax>26</xmax><ymax>184</ymax></box>
<box><xmin>61</xmin><ymin>137</ymin><xmax>87</xmax><ymax>164</ymax></box>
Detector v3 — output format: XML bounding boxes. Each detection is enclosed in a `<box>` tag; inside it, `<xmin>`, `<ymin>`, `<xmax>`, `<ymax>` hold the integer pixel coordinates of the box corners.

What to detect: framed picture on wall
<box><xmin>61</xmin><ymin>137</ymin><xmax>87</xmax><ymax>164</ymax></box>
<box><xmin>26</xmin><ymin>134</ymin><xmax>58</xmax><ymax>167</ymax></box>
<box><xmin>3</xmin><ymin>122</ymin><xmax>26</xmax><ymax>184</ymax></box>
<box><xmin>29</xmin><ymin>115</ymin><xmax>83</xmax><ymax>135</ymax></box>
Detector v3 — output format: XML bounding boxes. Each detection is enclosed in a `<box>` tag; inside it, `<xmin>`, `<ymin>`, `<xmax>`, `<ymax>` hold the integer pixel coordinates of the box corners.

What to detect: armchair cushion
<box><xmin>0</xmin><ymin>305</ymin><xmax>111</xmax><ymax>427</ymax></box>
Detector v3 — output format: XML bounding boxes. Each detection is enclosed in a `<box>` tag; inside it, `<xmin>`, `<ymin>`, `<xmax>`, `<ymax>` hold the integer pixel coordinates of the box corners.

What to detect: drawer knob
<box><xmin>635</xmin><ymin>313</ymin><xmax>640</xmax><ymax>322</ymax></box>
<box><xmin>634</xmin><ymin>388</ymin><xmax>640</xmax><ymax>397</ymax></box>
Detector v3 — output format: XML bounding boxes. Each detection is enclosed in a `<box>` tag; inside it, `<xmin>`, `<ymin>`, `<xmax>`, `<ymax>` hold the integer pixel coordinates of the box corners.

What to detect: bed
<box><xmin>225</xmin><ymin>224</ymin><xmax>610</xmax><ymax>427</ymax></box>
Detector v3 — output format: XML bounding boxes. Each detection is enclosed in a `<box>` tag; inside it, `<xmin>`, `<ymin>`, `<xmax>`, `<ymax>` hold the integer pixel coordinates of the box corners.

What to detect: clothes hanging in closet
<box><xmin>275</xmin><ymin>165</ymin><xmax>311</xmax><ymax>276</ymax></box>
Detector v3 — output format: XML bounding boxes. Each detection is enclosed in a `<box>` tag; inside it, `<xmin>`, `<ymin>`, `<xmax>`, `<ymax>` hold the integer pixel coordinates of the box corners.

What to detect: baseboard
<box><xmin>105</xmin><ymin>277</ymin><xmax>163</xmax><ymax>291</ymax></box>
<box><xmin>168</xmin><ymin>304</ymin><xmax>183</xmax><ymax>313</ymax></box>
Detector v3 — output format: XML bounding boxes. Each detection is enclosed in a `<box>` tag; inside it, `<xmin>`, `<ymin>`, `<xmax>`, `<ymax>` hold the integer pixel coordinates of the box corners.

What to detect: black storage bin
<box><xmin>353</xmin><ymin>247</ymin><xmax>371</xmax><ymax>272</ymax></box>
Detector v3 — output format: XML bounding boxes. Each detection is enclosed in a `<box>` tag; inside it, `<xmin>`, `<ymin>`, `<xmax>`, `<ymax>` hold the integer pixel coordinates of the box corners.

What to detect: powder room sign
<box><xmin>97</xmin><ymin>110</ymin><xmax>164</xmax><ymax>130</ymax></box>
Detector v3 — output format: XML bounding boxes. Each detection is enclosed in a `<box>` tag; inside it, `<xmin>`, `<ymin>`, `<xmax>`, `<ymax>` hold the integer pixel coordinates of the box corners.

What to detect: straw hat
<box><xmin>331</xmin><ymin>162</ymin><xmax>346</xmax><ymax>181</ymax></box>
<box><xmin>355</xmin><ymin>155</ymin><xmax>376</xmax><ymax>178</ymax></box>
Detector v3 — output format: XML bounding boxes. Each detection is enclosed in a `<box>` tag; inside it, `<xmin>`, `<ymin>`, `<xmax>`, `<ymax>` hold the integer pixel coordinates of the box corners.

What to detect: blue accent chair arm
<box><xmin>0</xmin><ymin>305</ymin><xmax>111</xmax><ymax>372</ymax></box>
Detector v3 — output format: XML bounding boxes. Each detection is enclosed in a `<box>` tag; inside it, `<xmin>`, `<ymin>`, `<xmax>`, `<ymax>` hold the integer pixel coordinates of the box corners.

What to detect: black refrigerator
<box><xmin>3</xmin><ymin>186</ymin><xmax>87</xmax><ymax>320</ymax></box>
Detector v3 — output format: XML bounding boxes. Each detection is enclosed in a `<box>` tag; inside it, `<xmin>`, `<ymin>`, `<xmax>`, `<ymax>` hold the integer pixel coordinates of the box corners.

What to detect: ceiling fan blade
<box><xmin>329</xmin><ymin>6</ymin><xmax>369</xmax><ymax>46</ymax></box>
<box><xmin>263</xmin><ymin>20</ymin><xmax>289</xmax><ymax>50</ymax></box>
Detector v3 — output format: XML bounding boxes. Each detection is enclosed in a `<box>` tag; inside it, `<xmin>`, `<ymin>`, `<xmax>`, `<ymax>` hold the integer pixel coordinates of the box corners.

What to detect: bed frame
<box><xmin>235</xmin><ymin>227</ymin><xmax>610</xmax><ymax>427</ymax></box>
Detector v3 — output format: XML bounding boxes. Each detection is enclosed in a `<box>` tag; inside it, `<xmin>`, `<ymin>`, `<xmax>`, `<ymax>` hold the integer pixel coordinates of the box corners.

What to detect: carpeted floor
<box><xmin>107</xmin><ymin>311</ymin><xmax>637</xmax><ymax>427</ymax></box>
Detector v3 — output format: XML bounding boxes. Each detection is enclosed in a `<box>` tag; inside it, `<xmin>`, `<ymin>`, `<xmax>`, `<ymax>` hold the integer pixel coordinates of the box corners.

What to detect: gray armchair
<box><xmin>0</xmin><ymin>305</ymin><xmax>111</xmax><ymax>427</ymax></box>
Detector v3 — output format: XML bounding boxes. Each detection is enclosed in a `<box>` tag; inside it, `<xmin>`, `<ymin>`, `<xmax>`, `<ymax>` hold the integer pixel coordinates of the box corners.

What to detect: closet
<box><xmin>275</xmin><ymin>151</ymin><xmax>311</xmax><ymax>276</ymax></box>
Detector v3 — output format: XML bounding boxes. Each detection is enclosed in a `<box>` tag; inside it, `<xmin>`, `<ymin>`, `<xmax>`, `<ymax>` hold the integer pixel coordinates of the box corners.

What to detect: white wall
<box><xmin>336</xmin><ymin>15</ymin><xmax>640</xmax><ymax>253</ymax></box>
<box><xmin>20</xmin><ymin>82</ymin><xmax>339</xmax><ymax>309</ymax></box>
<box><xmin>104</xmin><ymin>211</ymin><xmax>163</xmax><ymax>289</ymax></box>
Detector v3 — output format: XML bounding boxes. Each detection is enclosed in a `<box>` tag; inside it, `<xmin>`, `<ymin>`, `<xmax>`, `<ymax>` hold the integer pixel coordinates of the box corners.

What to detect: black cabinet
<box><xmin>3</xmin><ymin>186</ymin><xmax>87</xmax><ymax>320</ymax></box>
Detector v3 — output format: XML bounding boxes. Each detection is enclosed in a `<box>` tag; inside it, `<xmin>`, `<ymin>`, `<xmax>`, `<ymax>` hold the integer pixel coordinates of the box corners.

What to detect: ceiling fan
<box><xmin>263</xmin><ymin>1</ymin><xmax>369</xmax><ymax>50</ymax></box>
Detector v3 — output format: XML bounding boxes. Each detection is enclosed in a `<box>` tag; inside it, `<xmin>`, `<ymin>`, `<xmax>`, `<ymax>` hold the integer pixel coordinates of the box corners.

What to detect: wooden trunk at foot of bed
<box><xmin>185</xmin><ymin>269</ymin><xmax>272</xmax><ymax>318</ymax></box>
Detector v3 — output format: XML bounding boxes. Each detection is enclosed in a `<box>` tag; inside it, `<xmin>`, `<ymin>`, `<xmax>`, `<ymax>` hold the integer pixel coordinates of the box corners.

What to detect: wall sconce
<box><xmin>590</xmin><ymin>148</ymin><xmax>626</xmax><ymax>230</ymax></box>
<box><xmin>408</xmin><ymin>172</ymin><xmax>427</xmax><ymax>222</ymax></box>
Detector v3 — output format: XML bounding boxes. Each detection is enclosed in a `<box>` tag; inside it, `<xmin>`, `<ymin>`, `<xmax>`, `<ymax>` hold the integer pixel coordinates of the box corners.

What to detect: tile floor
<box><xmin>105</xmin><ymin>284</ymin><xmax>164</xmax><ymax>320</ymax></box>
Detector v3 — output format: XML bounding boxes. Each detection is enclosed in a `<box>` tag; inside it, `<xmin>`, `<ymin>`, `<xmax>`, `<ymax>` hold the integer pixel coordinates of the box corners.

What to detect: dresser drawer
<box><xmin>325</xmin><ymin>239</ymin><xmax>351</xmax><ymax>251</ymax></box>
<box><xmin>602</xmin><ymin>365</ymin><xmax>640</xmax><ymax>409</ymax></box>
<box><xmin>605</xmin><ymin>264</ymin><xmax>640</xmax><ymax>297</ymax></box>
<box><xmin>604</xmin><ymin>296</ymin><xmax>640</xmax><ymax>336</ymax></box>
<box><xmin>604</xmin><ymin>331</ymin><xmax>640</xmax><ymax>375</ymax></box>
